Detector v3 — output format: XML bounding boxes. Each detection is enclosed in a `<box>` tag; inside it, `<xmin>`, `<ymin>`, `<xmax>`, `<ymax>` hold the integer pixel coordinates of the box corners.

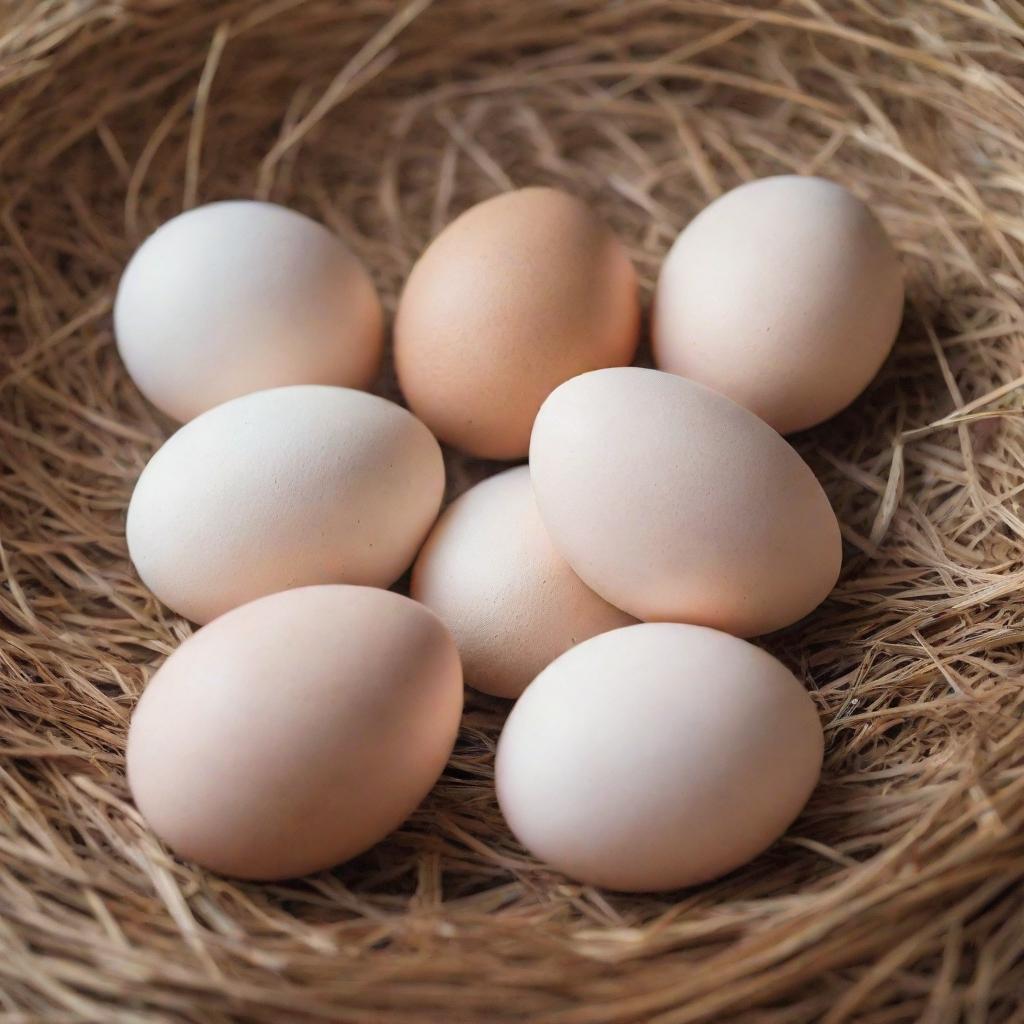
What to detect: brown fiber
<box><xmin>1</xmin><ymin>1</ymin><xmax>1023</xmax><ymax>1021</ymax></box>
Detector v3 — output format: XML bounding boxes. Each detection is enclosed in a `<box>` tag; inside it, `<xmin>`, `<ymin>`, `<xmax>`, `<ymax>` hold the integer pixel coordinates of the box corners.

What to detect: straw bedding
<box><xmin>1</xmin><ymin>1</ymin><xmax>1023</xmax><ymax>1021</ymax></box>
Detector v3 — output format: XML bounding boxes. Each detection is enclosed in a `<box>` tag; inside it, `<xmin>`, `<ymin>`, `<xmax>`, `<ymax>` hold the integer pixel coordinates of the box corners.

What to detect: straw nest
<box><xmin>1</xmin><ymin>1</ymin><xmax>1023</xmax><ymax>1021</ymax></box>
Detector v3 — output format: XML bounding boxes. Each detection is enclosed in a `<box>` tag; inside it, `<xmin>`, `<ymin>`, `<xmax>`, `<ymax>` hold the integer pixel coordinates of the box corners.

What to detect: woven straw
<box><xmin>1</xmin><ymin>1</ymin><xmax>1023</xmax><ymax>1021</ymax></box>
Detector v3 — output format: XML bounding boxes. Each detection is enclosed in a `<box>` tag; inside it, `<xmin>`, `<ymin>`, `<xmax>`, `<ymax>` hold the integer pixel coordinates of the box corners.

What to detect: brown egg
<box><xmin>653</xmin><ymin>176</ymin><xmax>904</xmax><ymax>434</ymax></box>
<box><xmin>394</xmin><ymin>187</ymin><xmax>640</xmax><ymax>459</ymax></box>
<box><xmin>529</xmin><ymin>367</ymin><xmax>841</xmax><ymax>637</ymax></box>
<box><xmin>411</xmin><ymin>466</ymin><xmax>634</xmax><ymax>699</ymax></box>
<box><xmin>126</xmin><ymin>585</ymin><xmax>463</xmax><ymax>880</ymax></box>
<box><xmin>496</xmin><ymin>622</ymin><xmax>824</xmax><ymax>892</ymax></box>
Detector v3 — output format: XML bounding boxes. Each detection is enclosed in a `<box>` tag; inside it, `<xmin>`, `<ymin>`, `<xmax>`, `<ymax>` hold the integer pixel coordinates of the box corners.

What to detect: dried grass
<box><xmin>1</xmin><ymin>1</ymin><xmax>1024</xmax><ymax>1021</ymax></box>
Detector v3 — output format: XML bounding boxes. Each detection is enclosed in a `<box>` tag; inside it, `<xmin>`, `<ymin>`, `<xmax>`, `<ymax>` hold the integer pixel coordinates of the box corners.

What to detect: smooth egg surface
<box><xmin>496</xmin><ymin>622</ymin><xmax>824</xmax><ymax>891</ymax></box>
<box><xmin>653</xmin><ymin>175</ymin><xmax>904</xmax><ymax>434</ymax></box>
<box><xmin>127</xmin><ymin>385</ymin><xmax>444</xmax><ymax>623</ymax></box>
<box><xmin>115</xmin><ymin>200</ymin><xmax>383</xmax><ymax>422</ymax></box>
<box><xmin>394</xmin><ymin>187</ymin><xmax>640</xmax><ymax>459</ymax></box>
<box><xmin>127</xmin><ymin>585</ymin><xmax>463</xmax><ymax>879</ymax></box>
<box><xmin>529</xmin><ymin>367</ymin><xmax>841</xmax><ymax>636</ymax></box>
<box><xmin>411</xmin><ymin>466</ymin><xmax>635</xmax><ymax>699</ymax></box>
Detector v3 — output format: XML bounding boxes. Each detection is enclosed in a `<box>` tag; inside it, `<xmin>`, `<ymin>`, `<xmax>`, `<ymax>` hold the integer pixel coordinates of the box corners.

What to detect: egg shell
<box><xmin>496</xmin><ymin>622</ymin><xmax>823</xmax><ymax>892</ymax></box>
<box><xmin>652</xmin><ymin>175</ymin><xmax>904</xmax><ymax>434</ymax></box>
<box><xmin>394</xmin><ymin>187</ymin><xmax>641</xmax><ymax>459</ymax></box>
<box><xmin>411</xmin><ymin>466</ymin><xmax>635</xmax><ymax>699</ymax></box>
<box><xmin>115</xmin><ymin>200</ymin><xmax>383</xmax><ymax>422</ymax></box>
<box><xmin>529</xmin><ymin>367</ymin><xmax>841</xmax><ymax>636</ymax></box>
<box><xmin>126</xmin><ymin>385</ymin><xmax>444</xmax><ymax>624</ymax></box>
<box><xmin>127</xmin><ymin>585</ymin><xmax>463</xmax><ymax>880</ymax></box>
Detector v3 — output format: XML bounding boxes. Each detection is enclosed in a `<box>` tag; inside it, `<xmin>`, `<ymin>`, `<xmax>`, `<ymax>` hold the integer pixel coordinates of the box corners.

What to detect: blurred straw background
<box><xmin>0</xmin><ymin>1</ymin><xmax>1022</xmax><ymax>1020</ymax></box>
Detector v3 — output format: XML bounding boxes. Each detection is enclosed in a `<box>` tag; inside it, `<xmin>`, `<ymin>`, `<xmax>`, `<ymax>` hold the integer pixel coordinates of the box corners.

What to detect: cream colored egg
<box><xmin>394</xmin><ymin>187</ymin><xmax>640</xmax><ymax>459</ymax></box>
<box><xmin>115</xmin><ymin>200</ymin><xmax>383</xmax><ymax>422</ymax></box>
<box><xmin>411</xmin><ymin>466</ymin><xmax>634</xmax><ymax>699</ymax></box>
<box><xmin>529</xmin><ymin>367</ymin><xmax>841</xmax><ymax>636</ymax></box>
<box><xmin>127</xmin><ymin>585</ymin><xmax>463</xmax><ymax>880</ymax></box>
<box><xmin>126</xmin><ymin>385</ymin><xmax>444</xmax><ymax>623</ymax></box>
<box><xmin>653</xmin><ymin>175</ymin><xmax>904</xmax><ymax>434</ymax></box>
<box><xmin>496</xmin><ymin>622</ymin><xmax>823</xmax><ymax>891</ymax></box>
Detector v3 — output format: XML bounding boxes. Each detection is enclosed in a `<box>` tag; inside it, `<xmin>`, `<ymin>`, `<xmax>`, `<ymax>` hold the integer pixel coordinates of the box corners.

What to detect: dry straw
<box><xmin>1</xmin><ymin>0</ymin><xmax>1023</xmax><ymax>1020</ymax></box>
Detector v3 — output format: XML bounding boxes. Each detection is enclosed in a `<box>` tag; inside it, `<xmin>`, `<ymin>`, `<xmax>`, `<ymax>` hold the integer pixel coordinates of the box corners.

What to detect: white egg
<box><xmin>126</xmin><ymin>385</ymin><xmax>444</xmax><ymax>623</ymax></box>
<box><xmin>496</xmin><ymin>622</ymin><xmax>824</xmax><ymax>891</ymax></box>
<box><xmin>653</xmin><ymin>176</ymin><xmax>904</xmax><ymax>433</ymax></box>
<box><xmin>529</xmin><ymin>368</ymin><xmax>841</xmax><ymax>637</ymax></box>
<box><xmin>411</xmin><ymin>466</ymin><xmax>634</xmax><ymax>698</ymax></box>
<box><xmin>115</xmin><ymin>200</ymin><xmax>383</xmax><ymax>421</ymax></box>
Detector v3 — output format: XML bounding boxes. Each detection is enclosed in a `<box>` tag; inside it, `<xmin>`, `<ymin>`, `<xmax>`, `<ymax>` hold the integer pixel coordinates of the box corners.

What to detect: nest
<box><xmin>1</xmin><ymin>1</ymin><xmax>1023</xmax><ymax>1020</ymax></box>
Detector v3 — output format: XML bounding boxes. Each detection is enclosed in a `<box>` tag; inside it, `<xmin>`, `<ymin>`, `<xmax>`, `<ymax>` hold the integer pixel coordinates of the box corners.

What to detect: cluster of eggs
<box><xmin>119</xmin><ymin>177</ymin><xmax>903</xmax><ymax>890</ymax></box>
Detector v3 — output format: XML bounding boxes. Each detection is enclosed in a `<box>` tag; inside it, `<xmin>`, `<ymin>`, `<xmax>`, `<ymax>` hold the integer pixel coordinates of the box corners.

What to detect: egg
<box><xmin>127</xmin><ymin>585</ymin><xmax>463</xmax><ymax>879</ymax></box>
<box><xmin>411</xmin><ymin>466</ymin><xmax>634</xmax><ymax>699</ymax></box>
<box><xmin>529</xmin><ymin>367</ymin><xmax>841</xmax><ymax>636</ymax></box>
<box><xmin>496</xmin><ymin>622</ymin><xmax>823</xmax><ymax>891</ymax></box>
<box><xmin>394</xmin><ymin>187</ymin><xmax>641</xmax><ymax>459</ymax></box>
<box><xmin>653</xmin><ymin>176</ymin><xmax>904</xmax><ymax>434</ymax></box>
<box><xmin>115</xmin><ymin>200</ymin><xmax>383</xmax><ymax>422</ymax></box>
<box><xmin>126</xmin><ymin>385</ymin><xmax>444</xmax><ymax>623</ymax></box>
